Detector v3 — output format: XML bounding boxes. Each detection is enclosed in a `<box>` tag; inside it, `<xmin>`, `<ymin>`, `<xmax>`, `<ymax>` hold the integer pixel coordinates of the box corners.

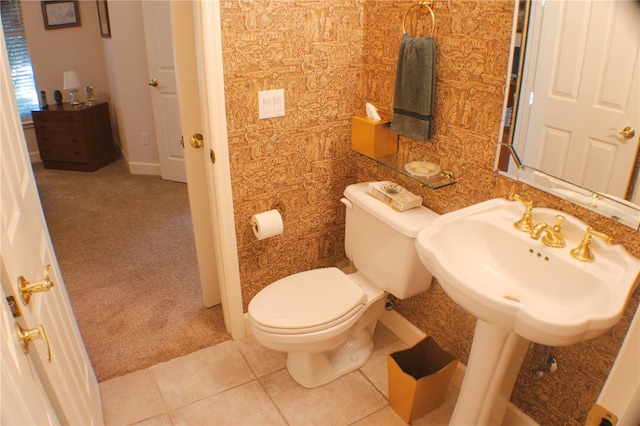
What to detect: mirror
<box><xmin>496</xmin><ymin>0</ymin><xmax>640</xmax><ymax>230</ymax></box>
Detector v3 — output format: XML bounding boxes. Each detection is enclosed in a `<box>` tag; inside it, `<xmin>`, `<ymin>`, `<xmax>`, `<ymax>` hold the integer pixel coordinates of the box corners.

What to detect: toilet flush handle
<box><xmin>340</xmin><ymin>198</ymin><xmax>353</xmax><ymax>209</ymax></box>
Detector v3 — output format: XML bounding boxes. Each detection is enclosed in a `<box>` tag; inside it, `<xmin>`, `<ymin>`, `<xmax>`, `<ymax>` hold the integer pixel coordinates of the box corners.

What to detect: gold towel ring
<box><xmin>402</xmin><ymin>1</ymin><xmax>435</xmax><ymax>37</ymax></box>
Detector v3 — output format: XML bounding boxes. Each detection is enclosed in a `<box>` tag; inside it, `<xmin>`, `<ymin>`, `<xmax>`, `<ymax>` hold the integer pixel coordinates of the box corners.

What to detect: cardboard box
<box><xmin>351</xmin><ymin>115</ymin><xmax>398</xmax><ymax>158</ymax></box>
<box><xmin>387</xmin><ymin>337</ymin><xmax>458</xmax><ymax>423</ymax></box>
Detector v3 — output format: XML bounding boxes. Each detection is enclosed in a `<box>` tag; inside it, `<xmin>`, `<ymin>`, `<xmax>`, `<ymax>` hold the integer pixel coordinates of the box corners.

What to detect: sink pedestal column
<box><xmin>450</xmin><ymin>319</ymin><xmax>529</xmax><ymax>425</ymax></box>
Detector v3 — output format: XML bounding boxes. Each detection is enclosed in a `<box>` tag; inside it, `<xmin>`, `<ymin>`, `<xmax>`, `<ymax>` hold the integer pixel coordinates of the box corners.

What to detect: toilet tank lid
<box><xmin>248</xmin><ymin>268</ymin><xmax>366</xmax><ymax>330</ymax></box>
<box><xmin>344</xmin><ymin>182</ymin><xmax>439</xmax><ymax>237</ymax></box>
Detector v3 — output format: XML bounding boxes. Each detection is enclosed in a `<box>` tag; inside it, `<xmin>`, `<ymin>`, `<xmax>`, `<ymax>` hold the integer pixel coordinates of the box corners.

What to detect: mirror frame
<box><xmin>495</xmin><ymin>0</ymin><xmax>640</xmax><ymax>230</ymax></box>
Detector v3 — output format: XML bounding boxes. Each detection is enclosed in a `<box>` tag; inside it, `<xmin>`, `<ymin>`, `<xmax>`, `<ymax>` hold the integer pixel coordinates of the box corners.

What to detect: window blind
<box><xmin>1</xmin><ymin>0</ymin><xmax>39</xmax><ymax>120</ymax></box>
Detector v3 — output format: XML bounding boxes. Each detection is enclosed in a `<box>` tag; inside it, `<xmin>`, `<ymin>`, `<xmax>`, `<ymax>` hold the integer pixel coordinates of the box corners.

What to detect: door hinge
<box><xmin>210</xmin><ymin>149</ymin><xmax>216</xmax><ymax>164</ymax></box>
<box><xmin>528</xmin><ymin>91</ymin><xmax>534</xmax><ymax>106</ymax></box>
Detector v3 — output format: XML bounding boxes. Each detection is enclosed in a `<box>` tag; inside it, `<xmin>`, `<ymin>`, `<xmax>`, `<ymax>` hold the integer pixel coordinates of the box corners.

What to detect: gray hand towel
<box><xmin>391</xmin><ymin>34</ymin><xmax>436</xmax><ymax>141</ymax></box>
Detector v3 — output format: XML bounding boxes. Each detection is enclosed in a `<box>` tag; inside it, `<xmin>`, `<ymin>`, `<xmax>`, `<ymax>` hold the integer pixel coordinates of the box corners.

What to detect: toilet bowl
<box><xmin>248</xmin><ymin>182</ymin><xmax>438</xmax><ymax>388</ymax></box>
<box><xmin>249</xmin><ymin>267</ymin><xmax>387</xmax><ymax>387</ymax></box>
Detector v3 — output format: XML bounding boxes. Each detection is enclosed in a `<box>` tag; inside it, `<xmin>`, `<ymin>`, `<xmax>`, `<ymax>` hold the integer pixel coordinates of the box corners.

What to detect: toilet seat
<box><xmin>249</xmin><ymin>267</ymin><xmax>367</xmax><ymax>335</ymax></box>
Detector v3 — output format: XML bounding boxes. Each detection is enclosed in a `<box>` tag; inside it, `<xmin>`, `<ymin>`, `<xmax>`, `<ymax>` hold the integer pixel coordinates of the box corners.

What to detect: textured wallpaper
<box><xmin>220</xmin><ymin>0</ymin><xmax>362</xmax><ymax>309</ymax></box>
<box><xmin>220</xmin><ymin>1</ymin><xmax>640</xmax><ymax>424</ymax></box>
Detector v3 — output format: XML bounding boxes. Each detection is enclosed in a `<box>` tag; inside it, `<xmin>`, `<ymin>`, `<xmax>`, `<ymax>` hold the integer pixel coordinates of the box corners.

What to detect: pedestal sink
<box><xmin>415</xmin><ymin>197</ymin><xmax>640</xmax><ymax>425</ymax></box>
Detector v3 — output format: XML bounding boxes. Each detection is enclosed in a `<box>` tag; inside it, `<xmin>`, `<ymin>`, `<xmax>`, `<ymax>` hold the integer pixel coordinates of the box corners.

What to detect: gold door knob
<box><xmin>610</xmin><ymin>126</ymin><xmax>635</xmax><ymax>140</ymax></box>
<box><xmin>190</xmin><ymin>133</ymin><xmax>204</xmax><ymax>148</ymax></box>
<box><xmin>149</xmin><ymin>78</ymin><xmax>159</xmax><ymax>87</ymax></box>
<box><xmin>18</xmin><ymin>265</ymin><xmax>54</xmax><ymax>305</ymax></box>
<box><xmin>15</xmin><ymin>322</ymin><xmax>52</xmax><ymax>362</ymax></box>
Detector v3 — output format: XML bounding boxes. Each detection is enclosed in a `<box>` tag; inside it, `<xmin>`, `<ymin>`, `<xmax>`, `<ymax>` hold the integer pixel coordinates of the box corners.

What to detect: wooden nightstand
<box><xmin>32</xmin><ymin>102</ymin><xmax>115</xmax><ymax>172</ymax></box>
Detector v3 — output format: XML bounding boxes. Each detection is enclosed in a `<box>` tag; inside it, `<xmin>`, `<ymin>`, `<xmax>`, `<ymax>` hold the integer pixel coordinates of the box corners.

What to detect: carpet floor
<box><xmin>33</xmin><ymin>158</ymin><xmax>230</xmax><ymax>382</ymax></box>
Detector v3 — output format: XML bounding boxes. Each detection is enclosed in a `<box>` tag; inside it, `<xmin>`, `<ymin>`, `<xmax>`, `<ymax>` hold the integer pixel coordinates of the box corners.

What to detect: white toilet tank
<box><xmin>343</xmin><ymin>182</ymin><xmax>439</xmax><ymax>299</ymax></box>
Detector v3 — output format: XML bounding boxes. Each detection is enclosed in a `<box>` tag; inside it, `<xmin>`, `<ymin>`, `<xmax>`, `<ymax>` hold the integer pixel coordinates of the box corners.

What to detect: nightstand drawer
<box><xmin>39</xmin><ymin>143</ymin><xmax>89</xmax><ymax>163</ymax></box>
<box><xmin>34</xmin><ymin>121</ymin><xmax>83</xmax><ymax>136</ymax></box>
<box><xmin>32</xmin><ymin>111</ymin><xmax>81</xmax><ymax>123</ymax></box>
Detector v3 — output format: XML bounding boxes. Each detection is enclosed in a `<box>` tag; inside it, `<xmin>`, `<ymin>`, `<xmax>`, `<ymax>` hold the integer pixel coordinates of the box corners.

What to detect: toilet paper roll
<box><xmin>251</xmin><ymin>209</ymin><xmax>284</xmax><ymax>240</ymax></box>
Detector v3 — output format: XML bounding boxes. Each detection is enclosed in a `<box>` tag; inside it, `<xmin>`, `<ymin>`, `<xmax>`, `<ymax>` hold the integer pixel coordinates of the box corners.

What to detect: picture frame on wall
<box><xmin>96</xmin><ymin>0</ymin><xmax>111</xmax><ymax>38</ymax></box>
<box><xmin>41</xmin><ymin>1</ymin><xmax>80</xmax><ymax>30</ymax></box>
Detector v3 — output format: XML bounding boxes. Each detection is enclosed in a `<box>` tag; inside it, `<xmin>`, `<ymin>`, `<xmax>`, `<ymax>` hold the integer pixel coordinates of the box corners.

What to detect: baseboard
<box><xmin>379</xmin><ymin>309</ymin><xmax>539</xmax><ymax>426</ymax></box>
<box><xmin>243</xmin><ymin>312</ymin><xmax>252</xmax><ymax>337</ymax></box>
<box><xmin>503</xmin><ymin>402</ymin><xmax>540</xmax><ymax>425</ymax></box>
<box><xmin>128</xmin><ymin>161</ymin><xmax>161</xmax><ymax>176</ymax></box>
<box><xmin>379</xmin><ymin>309</ymin><xmax>426</xmax><ymax>346</ymax></box>
<box><xmin>30</xmin><ymin>152</ymin><xmax>41</xmax><ymax>164</ymax></box>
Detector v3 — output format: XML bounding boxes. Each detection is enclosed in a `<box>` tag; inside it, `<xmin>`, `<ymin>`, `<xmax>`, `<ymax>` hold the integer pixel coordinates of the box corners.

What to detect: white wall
<box><xmin>21</xmin><ymin>0</ymin><xmax>110</xmax><ymax>157</ymax></box>
<box><xmin>21</xmin><ymin>0</ymin><xmax>160</xmax><ymax>174</ymax></box>
<box><xmin>100</xmin><ymin>1</ymin><xmax>159</xmax><ymax>173</ymax></box>
<box><xmin>22</xmin><ymin>0</ymin><xmax>110</xmax><ymax>104</ymax></box>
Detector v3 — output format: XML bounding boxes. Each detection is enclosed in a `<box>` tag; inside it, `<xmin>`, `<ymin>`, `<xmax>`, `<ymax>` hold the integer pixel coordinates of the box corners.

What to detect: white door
<box><xmin>521</xmin><ymin>0</ymin><xmax>640</xmax><ymax>198</ymax></box>
<box><xmin>1</xmin><ymin>285</ymin><xmax>59</xmax><ymax>425</ymax></box>
<box><xmin>142</xmin><ymin>1</ymin><xmax>186</xmax><ymax>183</ymax></box>
<box><xmin>0</xmin><ymin>33</ymin><xmax>102</xmax><ymax>425</ymax></box>
<box><xmin>171</xmin><ymin>2</ymin><xmax>221</xmax><ymax>307</ymax></box>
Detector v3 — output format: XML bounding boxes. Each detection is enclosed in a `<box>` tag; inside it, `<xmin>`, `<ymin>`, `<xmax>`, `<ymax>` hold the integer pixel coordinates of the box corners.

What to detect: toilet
<box><xmin>248</xmin><ymin>182</ymin><xmax>439</xmax><ymax>388</ymax></box>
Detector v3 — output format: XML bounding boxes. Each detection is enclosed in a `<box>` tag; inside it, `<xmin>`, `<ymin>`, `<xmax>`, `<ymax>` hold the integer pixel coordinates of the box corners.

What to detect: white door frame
<box><xmin>191</xmin><ymin>1</ymin><xmax>245</xmax><ymax>339</ymax></box>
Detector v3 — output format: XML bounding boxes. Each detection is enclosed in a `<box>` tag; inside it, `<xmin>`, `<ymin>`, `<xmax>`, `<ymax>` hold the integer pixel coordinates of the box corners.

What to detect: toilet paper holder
<box><xmin>249</xmin><ymin>201</ymin><xmax>285</xmax><ymax>227</ymax></box>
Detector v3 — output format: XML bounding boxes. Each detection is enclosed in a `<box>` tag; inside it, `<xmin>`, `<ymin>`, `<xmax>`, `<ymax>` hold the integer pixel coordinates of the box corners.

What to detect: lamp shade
<box><xmin>63</xmin><ymin>70</ymin><xmax>81</xmax><ymax>90</ymax></box>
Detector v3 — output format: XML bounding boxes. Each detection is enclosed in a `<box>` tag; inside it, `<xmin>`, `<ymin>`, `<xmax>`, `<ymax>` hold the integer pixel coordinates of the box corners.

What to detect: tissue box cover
<box><xmin>351</xmin><ymin>116</ymin><xmax>398</xmax><ymax>158</ymax></box>
<box><xmin>387</xmin><ymin>337</ymin><xmax>458</xmax><ymax>423</ymax></box>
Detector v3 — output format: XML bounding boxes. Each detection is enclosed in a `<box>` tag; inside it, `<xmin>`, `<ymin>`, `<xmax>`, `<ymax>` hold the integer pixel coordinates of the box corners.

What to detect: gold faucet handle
<box><xmin>508</xmin><ymin>193</ymin><xmax>534</xmax><ymax>232</ymax></box>
<box><xmin>552</xmin><ymin>215</ymin><xmax>564</xmax><ymax>231</ymax></box>
<box><xmin>570</xmin><ymin>227</ymin><xmax>613</xmax><ymax>262</ymax></box>
<box><xmin>588</xmin><ymin>228</ymin><xmax>613</xmax><ymax>245</ymax></box>
<box><xmin>508</xmin><ymin>192</ymin><xmax>533</xmax><ymax>207</ymax></box>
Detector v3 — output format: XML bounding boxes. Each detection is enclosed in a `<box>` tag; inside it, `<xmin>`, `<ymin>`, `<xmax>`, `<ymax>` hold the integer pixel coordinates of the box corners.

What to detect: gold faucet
<box><xmin>570</xmin><ymin>227</ymin><xmax>613</xmax><ymax>262</ymax></box>
<box><xmin>530</xmin><ymin>215</ymin><xmax>566</xmax><ymax>248</ymax></box>
<box><xmin>508</xmin><ymin>193</ymin><xmax>534</xmax><ymax>232</ymax></box>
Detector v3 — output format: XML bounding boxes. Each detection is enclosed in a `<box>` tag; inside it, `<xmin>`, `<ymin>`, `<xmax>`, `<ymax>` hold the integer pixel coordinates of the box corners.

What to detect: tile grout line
<box><xmin>235</xmin><ymin>340</ymin><xmax>292</xmax><ymax>425</ymax></box>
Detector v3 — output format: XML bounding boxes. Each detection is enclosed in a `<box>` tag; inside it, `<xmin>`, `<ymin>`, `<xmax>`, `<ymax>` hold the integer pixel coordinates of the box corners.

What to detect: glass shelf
<box><xmin>364</xmin><ymin>152</ymin><xmax>457</xmax><ymax>189</ymax></box>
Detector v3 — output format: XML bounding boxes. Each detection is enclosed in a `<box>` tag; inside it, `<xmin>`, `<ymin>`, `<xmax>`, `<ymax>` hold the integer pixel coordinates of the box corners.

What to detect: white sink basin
<box><xmin>416</xmin><ymin>198</ymin><xmax>640</xmax><ymax>346</ymax></box>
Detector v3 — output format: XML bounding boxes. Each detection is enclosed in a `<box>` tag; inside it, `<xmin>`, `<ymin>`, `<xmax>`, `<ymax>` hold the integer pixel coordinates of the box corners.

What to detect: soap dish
<box><xmin>404</xmin><ymin>161</ymin><xmax>441</xmax><ymax>178</ymax></box>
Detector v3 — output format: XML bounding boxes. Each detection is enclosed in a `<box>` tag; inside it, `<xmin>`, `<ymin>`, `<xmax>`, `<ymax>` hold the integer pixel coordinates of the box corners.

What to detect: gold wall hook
<box><xmin>18</xmin><ymin>265</ymin><xmax>54</xmax><ymax>305</ymax></box>
<box><xmin>15</xmin><ymin>322</ymin><xmax>52</xmax><ymax>362</ymax></box>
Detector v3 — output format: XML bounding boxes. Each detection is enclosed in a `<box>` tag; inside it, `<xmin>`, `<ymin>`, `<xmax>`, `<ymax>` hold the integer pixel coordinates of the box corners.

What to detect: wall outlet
<box><xmin>141</xmin><ymin>132</ymin><xmax>149</xmax><ymax>145</ymax></box>
<box><xmin>258</xmin><ymin>89</ymin><xmax>285</xmax><ymax>119</ymax></box>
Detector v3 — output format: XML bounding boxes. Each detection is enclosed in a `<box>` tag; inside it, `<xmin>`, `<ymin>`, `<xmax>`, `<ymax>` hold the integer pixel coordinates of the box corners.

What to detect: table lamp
<box><xmin>63</xmin><ymin>70</ymin><xmax>82</xmax><ymax>106</ymax></box>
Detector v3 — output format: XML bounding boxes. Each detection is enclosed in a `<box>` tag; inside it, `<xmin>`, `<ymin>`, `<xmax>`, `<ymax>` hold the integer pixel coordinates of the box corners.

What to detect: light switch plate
<box><xmin>258</xmin><ymin>89</ymin><xmax>285</xmax><ymax>119</ymax></box>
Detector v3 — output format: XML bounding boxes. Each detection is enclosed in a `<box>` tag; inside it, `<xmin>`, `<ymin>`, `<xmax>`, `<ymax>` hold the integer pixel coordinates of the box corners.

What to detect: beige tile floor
<box><xmin>100</xmin><ymin>324</ymin><xmax>459</xmax><ymax>425</ymax></box>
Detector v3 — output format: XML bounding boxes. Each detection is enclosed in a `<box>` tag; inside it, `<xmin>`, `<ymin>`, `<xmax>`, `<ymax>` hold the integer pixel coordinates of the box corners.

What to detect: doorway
<box><xmin>32</xmin><ymin>159</ymin><xmax>230</xmax><ymax>381</ymax></box>
<box><xmin>26</xmin><ymin>1</ymin><xmax>229</xmax><ymax>381</ymax></box>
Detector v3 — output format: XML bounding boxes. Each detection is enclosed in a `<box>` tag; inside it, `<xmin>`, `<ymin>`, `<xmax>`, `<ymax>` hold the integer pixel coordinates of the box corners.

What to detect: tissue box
<box><xmin>368</xmin><ymin>181</ymin><xmax>423</xmax><ymax>212</ymax></box>
<box><xmin>351</xmin><ymin>116</ymin><xmax>398</xmax><ymax>158</ymax></box>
